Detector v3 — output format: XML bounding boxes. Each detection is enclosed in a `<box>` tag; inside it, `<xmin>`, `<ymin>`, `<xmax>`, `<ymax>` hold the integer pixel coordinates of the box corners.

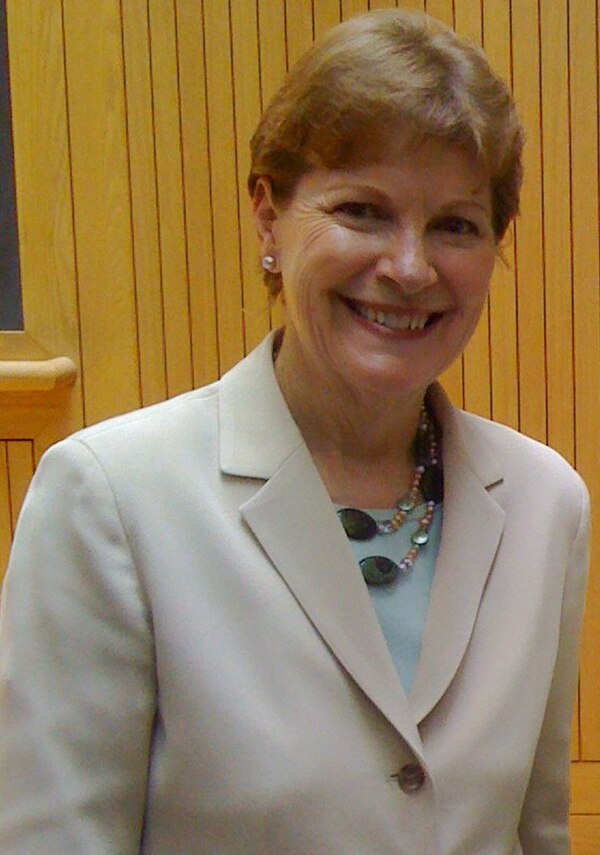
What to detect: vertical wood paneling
<box><xmin>176</xmin><ymin>0</ymin><xmax>219</xmax><ymax>388</ymax></box>
<box><xmin>256</xmin><ymin>0</ymin><xmax>287</xmax><ymax>332</ymax></box>
<box><xmin>231</xmin><ymin>0</ymin><xmax>271</xmax><ymax>353</ymax></box>
<box><xmin>257</xmin><ymin>0</ymin><xmax>287</xmax><ymax>105</ymax></box>
<box><xmin>454</xmin><ymin>0</ymin><xmax>482</xmax><ymax>44</ymax></box>
<box><xmin>399</xmin><ymin>0</ymin><xmax>425</xmax><ymax>10</ymax></box>
<box><xmin>148</xmin><ymin>0</ymin><xmax>193</xmax><ymax>398</ymax></box>
<box><xmin>512</xmin><ymin>0</ymin><xmax>547</xmax><ymax>442</ymax></box>
<box><xmin>202</xmin><ymin>0</ymin><xmax>244</xmax><ymax>374</ymax></box>
<box><xmin>483</xmin><ymin>1</ymin><xmax>519</xmax><ymax>429</ymax></box>
<box><xmin>488</xmin><ymin>244</ymin><xmax>519</xmax><ymax>429</ymax></box>
<box><xmin>313</xmin><ymin>0</ymin><xmax>341</xmax><ymax>37</ymax></box>
<box><xmin>62</xmin><ymin>0</ymin><xmax>140</xmax><ymax>425</ymax></box>
<box><xmin>425</xmin><ymin>0</ymin><xmax>454</xmax><ymax>26</ymax></box>
<box><xmin>122</xmin><ymin>0</ymin><xmax>167</xmax><ymax>406</ymax></box>
<box><xmin>571</xmin><ymin>816</ymin><xmax>600</xmax><ymax>855</ymax></box>
<box><xmin>539</xmin><ymin>0</ymin><xmax>574</xmax><ymax>462</ymax></box>
<box><xmin>369</xmin><ymin>0</ymin><xmax>398</xmax><ymax>10</ymax></box>
<box><xmin>341</xmin><ymin>0</ymin><xmax>369</xmax><ymax>21</ymax></box>
<box><xmin>569</xmin><ymin>0</ymin><xmax>600</xmax><ymax>759</ymax></box>
<box><xmin>286</xmin><ymin>0</ymin><xmax>314</xmax><ymax>66</ymax></box>
<box><xmin>6</xmin><ymin>441</ymin><xmax>34</xmax><ymax>532</ymax></box>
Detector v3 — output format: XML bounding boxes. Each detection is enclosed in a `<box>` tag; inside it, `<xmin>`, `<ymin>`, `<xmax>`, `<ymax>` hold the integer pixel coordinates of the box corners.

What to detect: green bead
<box><xmin>359</xmin><ymin>555</ymin><xmax>399</xmax><ymax>586</ymax></box>
<box><xmin>411</xmin><ymin>529</ymin><xmax>429</xmax><ymax>546</ymax></box>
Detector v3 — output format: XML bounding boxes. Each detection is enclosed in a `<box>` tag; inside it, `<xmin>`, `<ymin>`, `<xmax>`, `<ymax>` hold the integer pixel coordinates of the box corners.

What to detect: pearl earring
<box><xmin>262</xmin><ymin>255</ymin><xmax>277</xmax><ymax>272</ymax></box>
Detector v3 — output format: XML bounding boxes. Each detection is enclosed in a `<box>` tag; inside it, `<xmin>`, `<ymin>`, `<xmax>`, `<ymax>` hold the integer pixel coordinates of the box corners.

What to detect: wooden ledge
<box><xmin>0</xmin><ymin>357</ymin><xmax>78</xmax><ymax>392</ymax></box>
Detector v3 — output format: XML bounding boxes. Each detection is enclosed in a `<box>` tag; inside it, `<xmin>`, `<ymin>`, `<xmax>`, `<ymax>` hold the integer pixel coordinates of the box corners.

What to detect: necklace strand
<box><xmin>337</xmin><ymin>402</ymin><xmax>442</xmax><ymax>586</ymax></box>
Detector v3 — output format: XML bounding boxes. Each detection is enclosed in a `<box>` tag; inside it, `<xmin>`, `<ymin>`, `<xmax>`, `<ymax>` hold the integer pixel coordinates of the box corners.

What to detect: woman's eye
<box><xmin>335</xmin><ymin>202</ymin><xmax>385</xmax><ymax>221</ymax></box>
<box><xmin>436</xmin><ymin>216</ymin><xmax>480</xmax><ymax>236</ymax></box>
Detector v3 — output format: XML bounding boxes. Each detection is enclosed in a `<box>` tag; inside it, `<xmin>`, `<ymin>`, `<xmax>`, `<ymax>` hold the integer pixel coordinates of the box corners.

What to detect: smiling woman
<box><xmin>0</xmin><ymin>8</ymin><xmax>590</xmax><ymax>855</ymax></box>
<box><xmin>254</xmin><ymin>141</ymin><xmax>496</xmax><ymax>434</ymax></box>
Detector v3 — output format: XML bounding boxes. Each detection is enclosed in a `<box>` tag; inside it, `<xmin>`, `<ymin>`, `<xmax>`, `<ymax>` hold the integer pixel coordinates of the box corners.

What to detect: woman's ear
<box><xmin>252</xmin><ymin>177</ymin><xmax>278</xmax><ymax>253</ymax></box>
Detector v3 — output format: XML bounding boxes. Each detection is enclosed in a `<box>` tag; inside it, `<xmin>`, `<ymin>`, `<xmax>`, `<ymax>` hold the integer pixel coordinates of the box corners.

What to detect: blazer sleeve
<box><xmin>0</xmin><ymin>438</ymin><xmax>156</xmax><ymax>854</ymax></box>
<box><xmin>518</xmin><ymin>476</ymin><xmax>591</xmax><ymax>854</ymax></box>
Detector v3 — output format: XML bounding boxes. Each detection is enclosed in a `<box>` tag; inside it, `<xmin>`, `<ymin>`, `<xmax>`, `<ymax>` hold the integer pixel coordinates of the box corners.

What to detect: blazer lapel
<box><xmin>219</xmin><ymin>335</ymin><xmax>424</xmax><ymax>758</ymax></box>
<box><xmin>409</xmin><ymin>386</ymin><xmax>506</xmax><ymax>722</ymax></box>
<box><xmin>240</xmin><ymin>445</ymin><xmax>424</xmax><ymax>755</ymax></box>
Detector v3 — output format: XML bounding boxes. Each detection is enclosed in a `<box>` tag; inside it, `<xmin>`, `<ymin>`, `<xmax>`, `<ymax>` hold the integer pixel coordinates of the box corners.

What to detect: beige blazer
<box><xmin>0</xmin><ymin>333</ymin><xmax>589</xmax><ymax>855</ymax></box>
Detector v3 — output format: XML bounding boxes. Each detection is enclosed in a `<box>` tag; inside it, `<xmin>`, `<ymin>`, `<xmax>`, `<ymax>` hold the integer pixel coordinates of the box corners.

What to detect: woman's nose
<box><xmin>376</xmin><ymin>228</ymin><xmax>437</xmax><ymax>294</ymax></box>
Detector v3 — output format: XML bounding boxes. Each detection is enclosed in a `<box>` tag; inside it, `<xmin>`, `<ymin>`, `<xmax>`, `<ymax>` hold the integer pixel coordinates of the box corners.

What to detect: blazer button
<box><xmin>396</xmin><ymin>763</ymin><xmax>426</xmax><ymax>794</ymax></box>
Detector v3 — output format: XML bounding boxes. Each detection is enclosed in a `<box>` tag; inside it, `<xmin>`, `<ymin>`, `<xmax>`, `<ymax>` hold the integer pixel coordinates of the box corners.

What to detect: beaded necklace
<box><xmin>337</xmin><ymin>403</ymin><xmax>443</xmax><ymax>586</ymax></box>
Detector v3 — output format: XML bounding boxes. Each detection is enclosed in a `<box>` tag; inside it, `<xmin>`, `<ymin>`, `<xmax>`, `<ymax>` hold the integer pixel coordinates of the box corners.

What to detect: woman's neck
<box><xmin>274</xmin><ymin>332</ymin><xmax>426</xmax><ymax>507</ymax></box>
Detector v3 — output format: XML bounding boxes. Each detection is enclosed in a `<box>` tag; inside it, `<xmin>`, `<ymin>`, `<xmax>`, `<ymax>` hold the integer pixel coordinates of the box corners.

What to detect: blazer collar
<box><xmin>219</xmin><ymin>332</ymin><xmax>304</xmax><ymax>479</ymax></box>
<box><xmin>218</xmin><ymin>334</ymin><xmax>505</xmax><ymax>742</ymax></box>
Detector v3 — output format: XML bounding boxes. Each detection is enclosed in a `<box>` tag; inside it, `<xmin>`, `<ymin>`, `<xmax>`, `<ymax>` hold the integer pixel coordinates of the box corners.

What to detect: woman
<box><xmin>0</xmin><ymin>9</ymin><xmax>589</xmax><ymax>855</ymax></box>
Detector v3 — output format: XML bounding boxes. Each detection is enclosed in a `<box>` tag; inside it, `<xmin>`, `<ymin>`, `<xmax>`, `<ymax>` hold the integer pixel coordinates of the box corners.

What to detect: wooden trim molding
<box><xmin>0</xmin><ymin>357</ymin><xmax>77</xmax><ymax>392</ymax></box>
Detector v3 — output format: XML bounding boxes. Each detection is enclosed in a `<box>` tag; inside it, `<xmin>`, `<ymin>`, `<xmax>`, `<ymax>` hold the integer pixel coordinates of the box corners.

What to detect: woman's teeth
<box><xmin>353</xmin><ymin>302</ymin><xmax>430</xmax><ymax>331</ymax></box>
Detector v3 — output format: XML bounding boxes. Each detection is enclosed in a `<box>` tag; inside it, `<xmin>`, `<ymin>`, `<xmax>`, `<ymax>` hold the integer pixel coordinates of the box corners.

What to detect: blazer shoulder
<box><xmin>87</xmin><ymin>379</ymin><xmax>222</xmax><ymax>436</ymax></box>
<box><xmin>41</xmin><ymin>380</ymin><xmax>225</xmax><ymax>485</ymax></box>
<box><xmin>460</xmin><ymin>409</ymin><xmax>588</xmax><ymax>499</ymax></box>
<box><xmin>50</xmin><ymin>333</ymin><xmax>280</xmax><ymax>466</ymax></box>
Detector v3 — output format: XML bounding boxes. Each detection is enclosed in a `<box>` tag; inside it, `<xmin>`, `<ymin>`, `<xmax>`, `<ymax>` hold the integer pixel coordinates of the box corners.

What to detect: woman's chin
<box><xmin>331</xmin><ymin>351</ymin><xmax>436</xmax><ymax>399</ymax></box>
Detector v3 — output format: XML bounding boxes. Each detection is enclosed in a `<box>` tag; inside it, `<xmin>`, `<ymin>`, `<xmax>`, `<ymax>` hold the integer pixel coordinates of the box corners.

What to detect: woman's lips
<box><xmin>344</xmin><ymin>298</ymin><xmax>444</xmax><ymax>334</ymax></box>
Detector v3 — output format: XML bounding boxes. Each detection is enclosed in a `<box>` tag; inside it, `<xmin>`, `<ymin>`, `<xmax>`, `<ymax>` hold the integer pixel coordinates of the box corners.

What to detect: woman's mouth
<box><xmin>344</xmin><ymin>298</ymin><xmax>443</xmax><ymax>333</ymax></box>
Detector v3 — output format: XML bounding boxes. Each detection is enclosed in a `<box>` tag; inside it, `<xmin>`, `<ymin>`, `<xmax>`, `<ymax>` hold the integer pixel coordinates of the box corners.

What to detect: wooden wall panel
<box><xmin>0</xmin><ymin>445</ymin><xmax>11</xmax><ymax>583</ymax></box>
<box><xmin>6</xmin><ymin>442</ymin><xmax>34</xmax><ymax>528</ymax></box>
<box><xmin>62</xmin><ymin>0</ymin><xmax>141</xmax><ymax>425</ymax></box>
<box><xmin>483</xmin><ymin>1</ymin><xmax>519</xmax><ymax>430</ymax></box>
<box><xmin>286</xmin><ymin>0</ymin><xmax>314</xmax><ymax>66</ymax></box>
<box><xmin>425</xmin><ymin>0</ymin><xmax>453</xmax><ymax>27</ymax></box>
<box><xmin>148</xmin><ymin>0</ymin><xmax>194</xmax><ymax>398</ymax></box>
<box><xmin>257</xmin><ymin>0</ymin><xmax>287</xmax><ymax>106</ymax></box>
<box><xmin>0</xmin><ymin>442</ymin><xmax>33</xmax><ymax>586</ymax></box>
<box><xmin>3</xmin><ymin>0</ymin><xmax>600</xmax><ymax>838</ymax></box>
<box><xmin>540</xmin><ymin>0</ymin><xmax>575</xmax><ymax>463</ymax></box>
<box><xmin>570</xmin><ymin>0</ymin><xmax>600</xmax><ymax>759</ymax></box>
<box><xmin>256</xmin><ymin>0</ymin><xmax>287</xmax><ymax>332</ymax></box>
<box><xmin>203</xmin><ymin>0</ymin><xmax>245</xmax><ymax>374</ymax></box>
<box><xmin>370</xmin><ymin>0</ymin><xmax>398</xmax><ymax>10</ymax></box>
<box><xmin>453</xmin><ymin>0</ymin><xmax>482</xmax><ymax>44</ymax></box>
<box><xmin>571</xmin><ymin>816</ymin><xmax>600</xmax><ymax>855</ymax></box>
<box><xmin>122</xmin><ymin>0</ymin><xmax>167</xmax><ymax>407</ymax></box>
<box><xmin>231</xmin><ymin>0</ymin><xmax>271</xmax><ymax>354</ymax></box>
<box><xmin>511</xmin><ymin>0</ymin><xmax>547</xmax><ymax>443</ymax></box>
<box><xmin>176</xmin><ymin>0</ymin><xmax>219</xmax><ymax>388</ymax></box>
<box><xmin>400</xmin><ymin>0</ymin><xmax>425</xmax><ymax>11</ymax></box>
<box><xmin>342</xmin><ymin>0</ymin><xmax>369</xmax><ymax>20</ymax></box>
<box><xmin>313</xmin><ymin>1</ymin><xmax>339</xmax><ymax>38</ymax></box>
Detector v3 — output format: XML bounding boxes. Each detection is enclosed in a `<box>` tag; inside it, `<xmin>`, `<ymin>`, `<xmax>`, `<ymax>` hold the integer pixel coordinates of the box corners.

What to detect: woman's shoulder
<box><xmin>37</xmin><ymin>380</ymin><xmax>224</xmax><ymax>495</ymax></box>
<box><xmin>73</xmin><ymin>382</ymin><xmax>220</xmax><ymax>451</ymax></box>
<box><xmin>456</xmin><ymin>406</ymin><xmax>587</xmax><ymax>497</ymax></box>
<box><xmin>61</xmin><ymin>333</ymin><xmax>278</xmax><ymax>460</ymax></box>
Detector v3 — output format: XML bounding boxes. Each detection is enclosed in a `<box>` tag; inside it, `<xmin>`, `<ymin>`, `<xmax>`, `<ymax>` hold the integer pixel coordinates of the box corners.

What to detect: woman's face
<box><xmin>256</xmin><ymin>138</ymin><xmax>496</xmax><ymax>399</ymax></box>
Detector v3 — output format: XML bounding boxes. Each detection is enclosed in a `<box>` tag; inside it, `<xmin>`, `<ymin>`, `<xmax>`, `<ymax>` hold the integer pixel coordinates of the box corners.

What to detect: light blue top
<box><xmin>342</xmin><ymin>503</ymin><xmax>443</xmax><ymax>694</ymax></box>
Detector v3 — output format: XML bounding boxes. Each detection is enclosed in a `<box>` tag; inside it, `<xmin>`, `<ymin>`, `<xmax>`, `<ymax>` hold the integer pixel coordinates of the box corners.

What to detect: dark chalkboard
<box><xmin>0</xmin><ymin>0</ymin><xmax>22</xmax><ymax>331</ymax></box>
